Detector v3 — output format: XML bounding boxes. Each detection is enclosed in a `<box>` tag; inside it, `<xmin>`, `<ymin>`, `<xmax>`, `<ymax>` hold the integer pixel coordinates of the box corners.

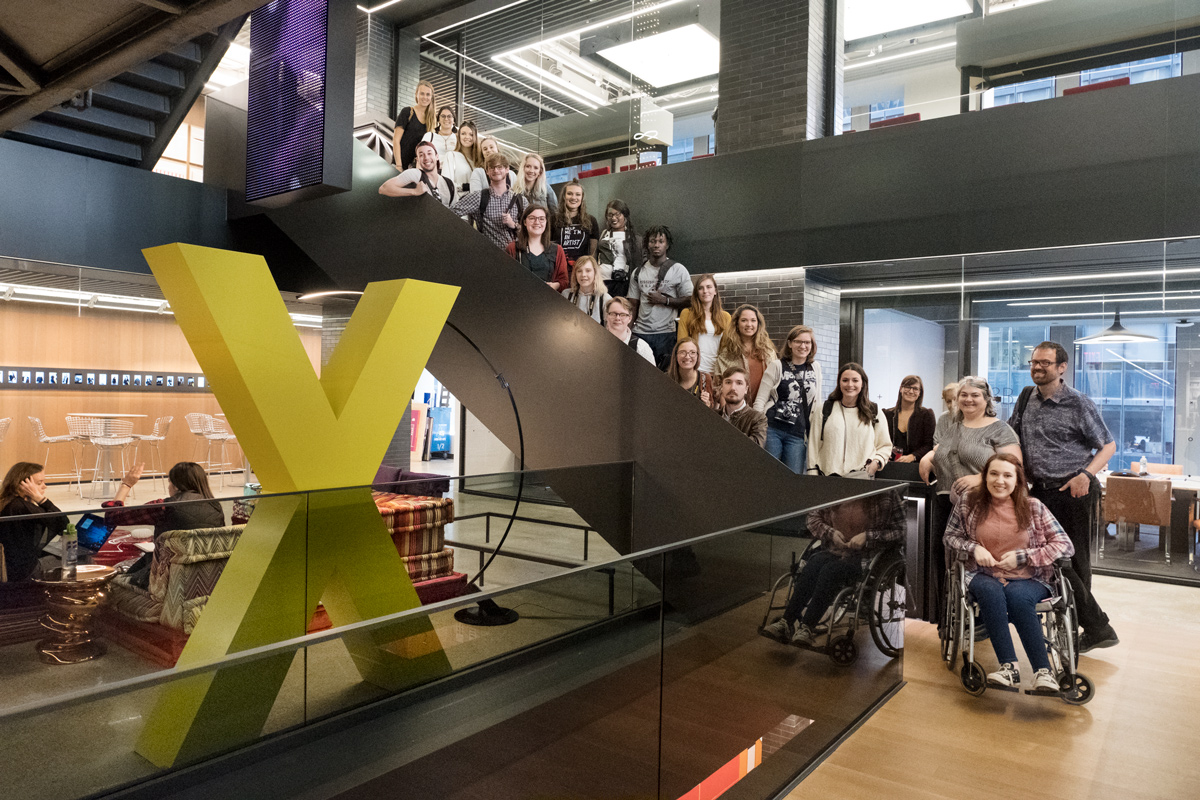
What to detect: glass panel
<box><xmin>658</xmin><ymin>489</ymin><xmax>907</xmax><ymax>800</ymax></box>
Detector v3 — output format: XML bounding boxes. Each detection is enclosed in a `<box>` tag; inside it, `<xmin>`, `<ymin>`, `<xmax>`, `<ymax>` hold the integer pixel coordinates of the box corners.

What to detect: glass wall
<box><xmin>811</xmin><ymin>237</ymin><xmax>1200</xmax><ymax>585</ymax></box>
<box><xmin>842</xmin><ymin>0</ymin><xmax>1200</xmax><ymax>131</ymax></box>
<box><xmin>412</xmin><ymin>0</ymin><xmax>720</xmax><ymax>177</ymax></box>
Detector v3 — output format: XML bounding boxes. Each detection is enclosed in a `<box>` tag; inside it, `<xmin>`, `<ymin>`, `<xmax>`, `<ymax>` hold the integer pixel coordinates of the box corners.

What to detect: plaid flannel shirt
<box><xmin>943</xmin><ymin>496</ymin><xmax>1074</xmax><ymax>584</ymax></box>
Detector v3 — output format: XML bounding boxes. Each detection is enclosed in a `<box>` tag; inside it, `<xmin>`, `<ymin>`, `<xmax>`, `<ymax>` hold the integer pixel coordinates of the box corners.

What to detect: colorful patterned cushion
<box><xmin>401</xmin><ymin>547</ymin><xmax>455</xmax><ymax>582</ymax></box>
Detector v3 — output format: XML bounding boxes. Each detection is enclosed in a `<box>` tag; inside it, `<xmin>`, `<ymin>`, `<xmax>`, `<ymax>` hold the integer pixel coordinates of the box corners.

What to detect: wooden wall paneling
<box><xmin>0</xmin><ymin>301</ymin><xmax>320</xmax><ymax>481</ymax></box>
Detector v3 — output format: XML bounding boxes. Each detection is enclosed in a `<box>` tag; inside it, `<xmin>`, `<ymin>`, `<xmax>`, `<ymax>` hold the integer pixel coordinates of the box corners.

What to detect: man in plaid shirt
<box><xmin>451</xmin><ymin>152</ymin><xmax>526</xmax><ymax>249</ymax></box>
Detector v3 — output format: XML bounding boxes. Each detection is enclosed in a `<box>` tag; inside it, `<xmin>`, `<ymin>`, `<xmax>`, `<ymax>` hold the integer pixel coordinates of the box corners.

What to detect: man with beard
<box><xmin>1009</xmin><ymin>341</ymin><xmax>1118</xmax><ymax>653</ymax></box>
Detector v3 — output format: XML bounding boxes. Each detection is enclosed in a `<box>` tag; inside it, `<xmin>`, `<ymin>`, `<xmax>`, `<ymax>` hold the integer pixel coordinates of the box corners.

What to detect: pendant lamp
<box><xmin>1074</xmin><ymin>306</ymin><xmax>1158</xmax><ymax>344</ymax></box>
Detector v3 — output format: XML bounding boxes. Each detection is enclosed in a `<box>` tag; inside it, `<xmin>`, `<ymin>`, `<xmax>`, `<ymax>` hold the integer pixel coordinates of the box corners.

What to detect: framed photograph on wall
<box><xmin>35</xmin><ymin>372</ymin><xmax>44</xmax><ymax>384</ymax></box>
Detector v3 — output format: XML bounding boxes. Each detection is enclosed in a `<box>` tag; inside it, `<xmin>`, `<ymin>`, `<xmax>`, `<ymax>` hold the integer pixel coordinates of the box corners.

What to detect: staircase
<box><xmin>2</xmin><ymin>17</ymin><xmax>244</xmax><ymax>169</ymax></box>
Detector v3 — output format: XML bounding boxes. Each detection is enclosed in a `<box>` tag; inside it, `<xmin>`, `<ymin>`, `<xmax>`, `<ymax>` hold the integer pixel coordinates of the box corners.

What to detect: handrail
<box><xmin>0</xmin><ymin>478</ymin><xmax>902</xmax><ymax>721</ymax></box>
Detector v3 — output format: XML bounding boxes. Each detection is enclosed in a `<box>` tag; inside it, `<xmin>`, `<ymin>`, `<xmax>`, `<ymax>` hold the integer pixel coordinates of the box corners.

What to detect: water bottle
<box><xmin>1139</xmin><ymin>455</ymin><xmax>1149</xmax><ymax>475</ymax></box>
<box><xmin>62</xmin><ymin>523</ymin><xmax>78</xmax><ymax>580</ymax></box>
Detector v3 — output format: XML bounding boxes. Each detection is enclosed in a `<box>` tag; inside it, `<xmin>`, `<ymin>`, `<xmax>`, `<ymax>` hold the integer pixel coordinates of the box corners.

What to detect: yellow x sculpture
<box><xmin>136</xmin><ymin>243</ymin><xmax>458</xmax><ymax>767</ymax></box>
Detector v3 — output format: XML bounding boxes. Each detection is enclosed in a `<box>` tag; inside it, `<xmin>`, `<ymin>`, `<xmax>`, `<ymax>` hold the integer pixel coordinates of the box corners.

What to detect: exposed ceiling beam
<box><xmin>135</xmin><ymin>0</ymin><xmax>188</xmax><ymax>13</ymax></box>
<box><xmin>0</xmin><ymin>0</ymin><xmax>265</xmax><ymax>134</ymax></box>
<box><xmin>0</xmin><ymin>28</ymin><xmax>42</xmax><ymax>95</ymax></box>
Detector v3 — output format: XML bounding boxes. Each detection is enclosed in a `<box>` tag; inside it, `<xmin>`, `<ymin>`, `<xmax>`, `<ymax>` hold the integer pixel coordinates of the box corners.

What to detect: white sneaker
<box><xmin>1032</xmin><ymin>668</ymin><xmax>1058</xmax><ymax>692</ymax></box>
<box><xmin>762</xmin><ymin>617</ymin><xmax>792</xmax><ymax>642</ymax></box>
<box><xmin>792</xmin><ymin>623</ymin><xmax>816</xmax><ymax>646</ymax></box>
<box><xmin>987</xmin><ymin>662</ymin><xmax>1021</xmax><ymax>687</ymax></box>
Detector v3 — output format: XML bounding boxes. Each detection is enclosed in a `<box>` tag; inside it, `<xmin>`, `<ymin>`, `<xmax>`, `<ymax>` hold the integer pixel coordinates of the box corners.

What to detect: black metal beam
<box><xmin>0</xmin><ymin>0</ymin><xmax>265</xmax><ymax>134</ymax></box>
<box><xmin>0</xmin><ymin>28</ymin><xmax>42</xmax><ymax>95</ymax></box>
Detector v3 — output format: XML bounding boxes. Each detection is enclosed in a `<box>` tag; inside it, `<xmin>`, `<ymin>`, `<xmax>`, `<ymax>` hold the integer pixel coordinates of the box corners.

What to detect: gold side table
<box><xmin>32</xmin><ymin>565</ymin><xmax>117</xmax><ymax>665</ymax></box>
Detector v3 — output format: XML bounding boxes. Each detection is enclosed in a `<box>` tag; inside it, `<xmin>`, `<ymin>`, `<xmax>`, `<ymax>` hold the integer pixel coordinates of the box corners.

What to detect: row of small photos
<box><xmin>0</xmin><ymin>367</ymin><xmax>210</xmax><ymax>393</ymax></box>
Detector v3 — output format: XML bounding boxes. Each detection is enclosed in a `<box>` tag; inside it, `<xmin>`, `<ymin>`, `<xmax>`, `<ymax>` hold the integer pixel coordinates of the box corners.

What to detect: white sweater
<box><xmin>807</xmin><ymin>401</ymin><xmax>893</xmax><ymax>476</ymax></box>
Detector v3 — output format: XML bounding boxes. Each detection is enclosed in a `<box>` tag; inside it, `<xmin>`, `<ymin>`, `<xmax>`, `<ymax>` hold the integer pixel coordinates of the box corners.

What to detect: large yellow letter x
<box><xmin>135</xmin><ymin>244</ymin><xmax>458</xmax><ymax>767</ymax></box>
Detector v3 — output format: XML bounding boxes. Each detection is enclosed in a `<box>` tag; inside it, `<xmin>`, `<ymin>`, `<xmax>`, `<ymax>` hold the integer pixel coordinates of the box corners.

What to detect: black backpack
<box><xmin>419</xmin><ymin>171</ymin><xmax>454</xmax><ymax>204</ymax></box>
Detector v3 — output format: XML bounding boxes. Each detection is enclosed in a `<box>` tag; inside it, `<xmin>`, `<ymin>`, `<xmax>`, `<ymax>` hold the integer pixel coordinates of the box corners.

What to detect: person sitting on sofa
<box><xmin>103</xmin><ymin>462</ymin><xmax>224</xmax><ymax>588</ymax></box>
<box><xmin>0</xmin><ymin>461</ymin><xmax>68</xmax><ymax>582</ymax></box>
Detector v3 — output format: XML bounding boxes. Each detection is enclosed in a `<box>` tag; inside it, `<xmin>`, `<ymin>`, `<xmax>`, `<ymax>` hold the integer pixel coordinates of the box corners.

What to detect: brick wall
<box><xmin>713</xmin><ymin>268</ymin><xmax>807</xmax><ymax>347</ymax></box>
<box><xmin>720</xmin><ymin>0</ymin><xmax>838</xmax><ymax>153</ymax></box>
<box><xmin>803</xmin><ymin>275</ymin><xmax>841</xmax><ymax>386</ymax></box>
<box><xmin>709</xmin><ymin>267</ymin><xmax>841</xmax><ymax>389</ymax></box>
<box><xmin>354</xmin><ymin>12</ymin><xmax>394</xmax><ymax>122</ymax></box>
<box><xmin>394</xmin><ymin>32</ymin><xmax>421</xmax><ymax>122</ymax></box>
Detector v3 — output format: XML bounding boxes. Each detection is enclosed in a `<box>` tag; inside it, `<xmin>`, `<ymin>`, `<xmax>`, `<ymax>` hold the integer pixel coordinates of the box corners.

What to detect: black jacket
<box><xmin>0</xmin><ymin>497</ymin><xmax>68</xmax><ymax>582</ymax></box>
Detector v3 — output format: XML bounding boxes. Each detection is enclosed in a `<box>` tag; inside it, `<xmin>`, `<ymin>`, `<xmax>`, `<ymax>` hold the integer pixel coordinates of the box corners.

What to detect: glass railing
<box><xmin>0</xmin><ymin>465</ymin><xmax>907</xmax><ymax>799</ymax></box>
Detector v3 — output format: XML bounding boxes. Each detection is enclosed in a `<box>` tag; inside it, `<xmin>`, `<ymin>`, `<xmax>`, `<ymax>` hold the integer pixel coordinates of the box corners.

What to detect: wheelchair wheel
<box><xmin>961</xmin><ymin>660</ymin><xmax>987</xmax><ymax>697</ymax></box>
<box><xmin>869</xmin><ymin>558</ymin><xmax>906</xmax><ymax>659</ymax></box>
<box><xmin>942</xmin><ymin>585</ymin><xmax>962</xmax><ymax>672</ymax></box>
<box><xmin>1059</xmin><ymin>671</ymin><xmax>1094</xmax><ymax>706</ymax></box>
<box><xmin>829</xmin><ymin>635</ymin><xmax>859</xmax><ymax>666</ymax></box>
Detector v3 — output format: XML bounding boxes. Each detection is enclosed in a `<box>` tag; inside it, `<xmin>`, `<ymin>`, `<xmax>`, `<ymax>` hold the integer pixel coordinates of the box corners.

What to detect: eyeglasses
<box><xmin>605</xmin><ymin>211</ymin><xmax>623</xmax><ymax>219</ymax></box>
<box><xmin>901</xmin><ymin>385</ymin><xmax>920</xmax><ymax>391</ymax></box>
<box><xmin>527</xmin><ymin>217</ymin><xmax>547</xmax><ymax>224</ymax></box>
<box><xmin>608</xmin><ymin>311</ymin><xmax>630</xmax><ymax>318</ymax></box>
<box><xmin>1028</xmin><ymin>359</ymin><xmax>1058</xmax><ymax>368</ymax></box>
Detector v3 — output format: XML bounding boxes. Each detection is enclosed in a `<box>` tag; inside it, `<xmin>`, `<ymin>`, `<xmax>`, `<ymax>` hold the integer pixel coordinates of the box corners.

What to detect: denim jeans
<box><xmin>637</xmin><ymin>331</ymin><xmax>676</xmax><ymax>371</ymax></box>
<box><xmin>968</xmin><ymin>572</ymin><xmax>1051</xmax><ymax>671</ymax></box>
<box><xmin>765</xmin><ymin>426</ymin><xmax>807</xmax><ymax>473</ymax></box>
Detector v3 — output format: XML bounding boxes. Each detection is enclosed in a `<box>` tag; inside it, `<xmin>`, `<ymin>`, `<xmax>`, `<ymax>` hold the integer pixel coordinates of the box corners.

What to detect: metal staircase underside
<box><xmin>2</xmin><ymin>17</ymin><xmax>243</xmax><ymax>168</ymax></box>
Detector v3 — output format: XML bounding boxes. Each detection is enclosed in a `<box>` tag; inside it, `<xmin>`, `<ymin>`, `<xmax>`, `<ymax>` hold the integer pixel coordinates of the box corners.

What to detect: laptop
<box><xmin>75</xmin><ymin>513</ymin><xmax>114</xmax><ymax>553</ymax></box>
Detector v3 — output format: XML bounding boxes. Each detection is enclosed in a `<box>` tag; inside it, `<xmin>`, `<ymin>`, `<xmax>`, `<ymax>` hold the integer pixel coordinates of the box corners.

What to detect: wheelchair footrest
<box><xmin>985</xmin><ymin>680</ymin><xmax>1021</xmax><ymax>693</ymax></box>
<box><xmin>1024</xmin><ymin>686</ymin><xmax>1061</xmax><ymax>697</ymax></box>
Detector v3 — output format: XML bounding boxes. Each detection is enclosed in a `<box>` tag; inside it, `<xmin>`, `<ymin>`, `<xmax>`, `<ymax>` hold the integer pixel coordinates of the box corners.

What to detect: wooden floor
<box><xmin>787</xmin><ymin>574</ymin><xmax>1200</xmax><ymax>800</ymax></box>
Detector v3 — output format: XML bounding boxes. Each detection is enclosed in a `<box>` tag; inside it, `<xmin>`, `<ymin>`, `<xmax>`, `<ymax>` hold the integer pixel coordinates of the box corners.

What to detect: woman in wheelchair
<box><xmin>943</xmin><ymin>453</ymin><xmax>1073</xmax><ymax>691</ymax></box>
<box><xmin>763</xmin><ymin>491</ymin><xmax>905</xmax><ymax>646</ymax></box>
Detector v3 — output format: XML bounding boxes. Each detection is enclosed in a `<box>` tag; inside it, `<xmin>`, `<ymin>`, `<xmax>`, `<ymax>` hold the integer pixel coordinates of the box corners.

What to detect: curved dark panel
<box><xmin>262</xmin><ymin>143</ymin><xmax>890</xmax><ymax>553</ymax></box>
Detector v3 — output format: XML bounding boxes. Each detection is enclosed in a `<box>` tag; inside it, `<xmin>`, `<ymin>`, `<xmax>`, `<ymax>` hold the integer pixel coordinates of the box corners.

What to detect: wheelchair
<box><xmin>758</xmin><ymin>539</ymin><xmax>907</xmax><ymax>666</ymax></box>
<box><xmin>943</xmin><ymin>553</ymin><xmax>1094</xmax><ymax>704</ymax></box>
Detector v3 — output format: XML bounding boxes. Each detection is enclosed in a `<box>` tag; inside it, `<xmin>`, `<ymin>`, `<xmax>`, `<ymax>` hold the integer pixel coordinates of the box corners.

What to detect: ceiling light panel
<box><xmin>597</xmin><ymin>24</ymin><xmax>719</xmax><ymax>88</ymax></box>
<box><xmin>844</xmin><ymin>0</ymin><xmax>972</xmax><ymax>41</ymax></box>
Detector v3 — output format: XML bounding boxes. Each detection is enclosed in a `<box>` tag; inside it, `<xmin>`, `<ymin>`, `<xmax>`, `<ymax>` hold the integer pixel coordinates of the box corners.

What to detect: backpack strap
<box><xmin>1012</xmin><ymin>385</ymin><xmax>1035</xmax><ymax>432</ymax></box>
<box><xmin>820</xmin><ymin>399</ymin><xmax>836</xmax><ymax>443</ymax></box>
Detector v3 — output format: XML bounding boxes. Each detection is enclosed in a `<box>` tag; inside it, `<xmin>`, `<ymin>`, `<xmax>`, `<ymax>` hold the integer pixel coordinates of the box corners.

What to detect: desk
<box><xmin>70</xmin><ymin>413</ymin><xmax>146</xmax><ymax>498</ymax></box>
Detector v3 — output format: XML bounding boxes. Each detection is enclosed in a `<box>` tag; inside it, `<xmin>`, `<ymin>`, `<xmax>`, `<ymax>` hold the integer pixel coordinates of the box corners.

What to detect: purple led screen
<box><xmin>246</xmin><ymin>0</ymin><xmax>328</xmax><ymax>202</ymax></box>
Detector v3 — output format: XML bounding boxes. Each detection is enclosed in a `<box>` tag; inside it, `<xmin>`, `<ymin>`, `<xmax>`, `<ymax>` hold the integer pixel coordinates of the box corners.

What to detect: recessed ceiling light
<box><xmin>844</xmin><ymin>0</ymin><xmax>972</xmax><ymax>41</ymax></box>
<box><xmin>598</xmin><ymin>24</ymin><xmax>719</xmax><ymax>88</ymax></box>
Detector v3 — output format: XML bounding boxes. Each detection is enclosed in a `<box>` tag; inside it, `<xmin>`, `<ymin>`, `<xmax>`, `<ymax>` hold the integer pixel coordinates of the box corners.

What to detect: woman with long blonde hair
<box><xmin>514</xmin><ymin>152</ymin><xmax>557</xmax><ymax>214</ymax></box>
<box><xmin>443</xmin><ymin>120</ymin><xmax>482</xmax><ymax>193</ymax></box>
<box><xmin>677</xmin><ymin>273</ymin><xmax>730</xmax><ymax>376</ymax></box>
<box><xmin>561</xmin><ymin>255</ymin><xmax>610</xmax><ymax>323</ymax></box>
<box><xmin>393</xmin><ymin>80</ymin><xmax>436</xmax><ymax>169</ymax></box>
<box><xmin>713</xmin><ymin>304</ymin><xmax>777</xmax><ymax>405</ymax></box>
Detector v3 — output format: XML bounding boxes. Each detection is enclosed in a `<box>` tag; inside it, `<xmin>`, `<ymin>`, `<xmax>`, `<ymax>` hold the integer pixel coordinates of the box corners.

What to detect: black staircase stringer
<box><xmin>261</xmin><ymin>142</ymin><xmax>896</xmax><ymax>557</ymax></box>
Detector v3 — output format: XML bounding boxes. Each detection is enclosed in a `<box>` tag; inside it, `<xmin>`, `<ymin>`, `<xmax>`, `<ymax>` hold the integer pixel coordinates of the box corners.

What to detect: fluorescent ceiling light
<box><xmin>840</xmin><ymin>266</ymin><xmax>1200</xmax><ymax>294</ymax></box>
<box><xmin>660</xmin><ymin>93</ymin><xmax>719</xmax><ymax>111</ymax></box>
<box><xmin>844</xmin><ymin>0</ymin><xmax>972</xmax><ymax>41</ymax></box>
<box><xmin>496</xmin><ymin>54</ymin><xmax>603</xmax><ymax>108</ymax></box>
<box><xmin>296</xmin><ymin>290</ymin><xmax>363</xmax><ymax>301</ymax></box>
<box><xmin>495</xmin><ymin>0</ymin><xmax>692</xmax><ymax>60</ymax></box>
<box><xmin>974</xmin><ymin>288</ymin><xmax>1200</xmax><ymax>305</ymax></box>
<box><xmin>845</xmin><ymin>40</ymin><xmax>956</xmax><ymax>71</ymax></box>
<box><xmin>598</xmin><ymin>24</ymin><xmax>719</xmax><ymax>88</ymax></box>
<box><xmin>1030</xmin><ymin>307</ymin><xmax>1200</xmax><ymax>319</ymax></box>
